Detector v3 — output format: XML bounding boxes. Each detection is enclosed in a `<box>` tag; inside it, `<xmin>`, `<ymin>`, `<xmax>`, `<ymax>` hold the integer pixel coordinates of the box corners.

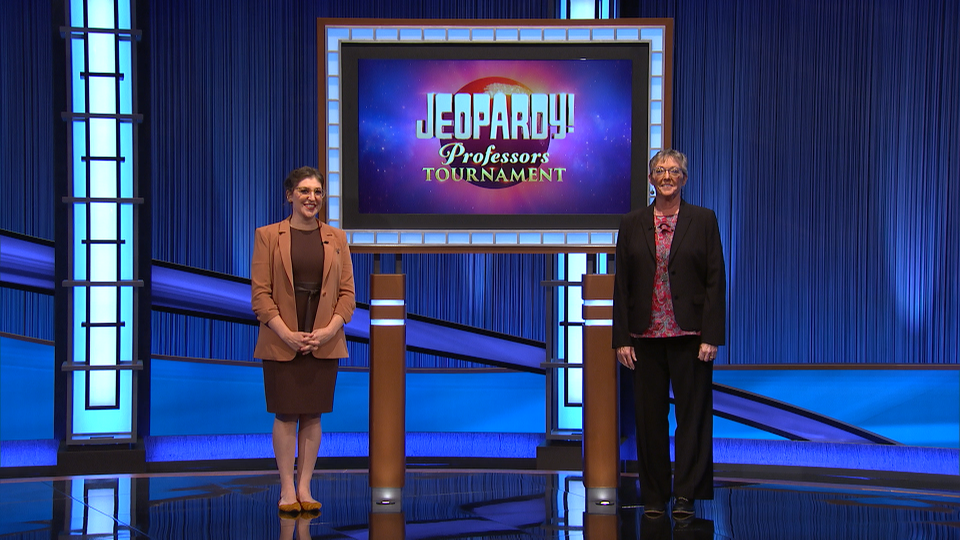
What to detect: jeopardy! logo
<box><xmin>414</xmin><ymin>77</ymin><xmax>573</xmax><ymax>188</ymax></box>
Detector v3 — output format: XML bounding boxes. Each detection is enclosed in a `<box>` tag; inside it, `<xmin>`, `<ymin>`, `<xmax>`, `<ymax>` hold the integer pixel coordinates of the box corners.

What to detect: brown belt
<box><xmin>294</xmin><ymin>281</ymin><xmax>321</xmax><ymax>330</ymax></box>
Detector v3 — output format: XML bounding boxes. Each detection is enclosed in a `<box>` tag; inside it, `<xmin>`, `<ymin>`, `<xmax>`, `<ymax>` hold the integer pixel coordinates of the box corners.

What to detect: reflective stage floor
<box><xmin>2</xmin><ymin>468</ymin><xmax>959</xmax><ymax>539</ymax></box>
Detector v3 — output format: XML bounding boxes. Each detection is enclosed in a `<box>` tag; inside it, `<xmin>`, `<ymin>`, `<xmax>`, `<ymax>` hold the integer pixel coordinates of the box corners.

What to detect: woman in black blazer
<box><xmin>613</xmin><ymin>149</ymin><xmax>726</xmax><ymax>520</ymax></box>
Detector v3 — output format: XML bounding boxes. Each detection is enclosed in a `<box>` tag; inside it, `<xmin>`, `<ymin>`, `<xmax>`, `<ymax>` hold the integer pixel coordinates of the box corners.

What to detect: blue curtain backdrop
<box><xmin>0</xmin><ymin>0</ymin><xmax>56</xmax><ymax>340</ymax></box>
<box><xmin>0</xmin><ymin>0</ymin><xmax>55</xmax><ymax>241</ymax></box>
<box><xmin>147</xmin><ymin>0</ymin><xmax>551</xmax><ymax>277</ymax></box>
<box><xmin>627</xmin><ymin>0</ymin><xmax>959</xmax><ymax>364</ymax></box>
<box><xmin>2</xmin><ymin>0</ymin><xmax>958</xmax><ymax>365</ymax></box>
<box><xmin>146</xmin><ymin>0</ymin><xmax>553</xmax><ymax>367</ymax></box>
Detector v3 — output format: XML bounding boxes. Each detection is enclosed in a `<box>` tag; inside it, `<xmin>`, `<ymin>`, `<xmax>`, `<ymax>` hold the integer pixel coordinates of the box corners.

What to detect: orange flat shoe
<box><xmin>299</xmin><ymin>500</ymin><xmax>322</xmax><ymax>512</ymax></box>
<box><xmin>278</xmin><ymin>500</ymin><xmax>301</xmax><ymax>514</ymax></box>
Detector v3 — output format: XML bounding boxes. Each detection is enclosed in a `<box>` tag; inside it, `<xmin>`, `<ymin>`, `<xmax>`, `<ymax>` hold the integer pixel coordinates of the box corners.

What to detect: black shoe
<box><xmin>672</xmin><ymin>496</ymin><xmax>695</xmax><ymax>519</ymax></box>
<box><xmin>643</xmin><ymin>502</ymin><xmax>666</xmax><ymax>518</ymax></box>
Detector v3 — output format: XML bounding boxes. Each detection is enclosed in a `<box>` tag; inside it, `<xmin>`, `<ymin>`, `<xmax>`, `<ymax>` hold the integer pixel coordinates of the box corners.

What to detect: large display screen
<box><xmin>339</xmin><ymin>43</ymin><xmax>650</xmax><ymax>230</ymax></box>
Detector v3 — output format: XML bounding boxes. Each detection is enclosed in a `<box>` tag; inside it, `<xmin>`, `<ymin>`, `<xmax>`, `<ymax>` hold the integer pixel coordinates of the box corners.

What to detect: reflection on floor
<box><xmin>1</xmin><ymin>468</ymin><xmax>958</xmax><ymax>539</ymax></box>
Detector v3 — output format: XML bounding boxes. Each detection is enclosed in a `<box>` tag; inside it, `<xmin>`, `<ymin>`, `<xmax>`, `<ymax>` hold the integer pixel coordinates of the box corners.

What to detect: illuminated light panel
<box><xmin>558</xmin><ymin>368</ymin><xmax>584</xmax><ymax>430</ymax></box>
<box><xmin>62</xmin><ymin>0</ymin><xmax>140</xmax><ymax>443</ymax></box>
<box><xmin>71</xmin><ymin>370</ymin><xmax>133</xmax><ymax>432</ymax></box>
<box><xmin>65</xmin><ymin>478</ymin><xmax>133</xmax><ymax>537</ymax></box>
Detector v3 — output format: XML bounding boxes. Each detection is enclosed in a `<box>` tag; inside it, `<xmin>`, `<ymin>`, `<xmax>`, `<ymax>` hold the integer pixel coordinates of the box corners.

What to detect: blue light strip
<box><xmin>63</xmin><ymin>0</ymin><xmax>140</xmax><ymax>443</ymax></box>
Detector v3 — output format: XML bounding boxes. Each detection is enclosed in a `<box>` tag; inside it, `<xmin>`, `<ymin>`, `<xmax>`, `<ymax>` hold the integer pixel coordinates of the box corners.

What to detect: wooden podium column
<box><xmin>581</xmin><ymin>273</ymin><xmax>619</xmax><ymax>514</ymax></box>
<box><xmin>584</xmin><ymin>512</ymin><xmax>619</xmax><ymax>537</ymax></box>
<box><xmin>369</xmin><ymin>273</ymin><xmax>406</xmax><ymax>512</ymax></box>
<box><xmin>369</xmin><ymin>511</ymin><xmax>405</xmax><ymax>539</ymax></box>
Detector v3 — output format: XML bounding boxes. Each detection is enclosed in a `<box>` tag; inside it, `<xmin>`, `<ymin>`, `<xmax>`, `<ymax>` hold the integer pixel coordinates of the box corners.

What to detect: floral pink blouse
<box><xmin>637</xmin><ymin>214</ymin><xmax>700</xmax><ymax>339</ymax></box>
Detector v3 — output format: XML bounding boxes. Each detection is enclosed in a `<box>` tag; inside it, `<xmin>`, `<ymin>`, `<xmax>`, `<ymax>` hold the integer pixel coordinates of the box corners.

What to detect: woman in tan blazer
<box><xmin>251</xmin><ymin>166</ymin><xmax>355</xmax><ymax>514</ymax></box>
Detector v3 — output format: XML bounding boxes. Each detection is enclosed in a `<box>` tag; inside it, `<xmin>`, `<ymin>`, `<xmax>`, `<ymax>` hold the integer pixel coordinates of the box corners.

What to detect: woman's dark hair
<box><xmin>283</xmin><ymin>166</ymin><xmax>324</xmax><ymax>194</ymax></box>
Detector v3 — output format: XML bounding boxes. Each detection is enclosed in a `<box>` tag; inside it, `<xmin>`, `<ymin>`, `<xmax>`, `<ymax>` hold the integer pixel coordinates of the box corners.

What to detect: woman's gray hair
<box><xmin>648</xmin><ymin>149</ymin><xmax>688</xmax><ymax>177</ymax></box>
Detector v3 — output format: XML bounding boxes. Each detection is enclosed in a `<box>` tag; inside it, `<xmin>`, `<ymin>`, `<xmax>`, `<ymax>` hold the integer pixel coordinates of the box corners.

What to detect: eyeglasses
<box><xmin>652</xmin><ymin>167</ymin><xmax>684</xmax><ymax>178</ymax></box>
<box><xmin>295</xmin><ymin>187</ymin><xmax>324</xmax><ymax>198</ymax></box>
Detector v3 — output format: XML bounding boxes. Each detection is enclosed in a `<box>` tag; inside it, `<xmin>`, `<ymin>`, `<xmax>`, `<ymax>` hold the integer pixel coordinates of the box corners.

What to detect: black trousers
<box><xmin>632</xmin><ymin>335</ymin><xmax>714</xmax><ymax>505</ymax></box>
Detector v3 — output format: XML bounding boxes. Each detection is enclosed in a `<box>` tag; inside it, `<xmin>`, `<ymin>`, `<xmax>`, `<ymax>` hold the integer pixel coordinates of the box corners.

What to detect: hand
<box><xmin>616</xmin><ymin>346</ymin><xmax>637</xmax><ymax>370</ymax></box>
<box><xmin>302</xmin><ymin>326</ymin><xmax>336</xmax><ymax>352</ymax></box>
<box><xmin>698</xmin><ymin>343</ymin><xmax>717</xmax><ymax>362</ymax></box>
<box><xmin>280</xmin><ymin>329</ymin><xmax>312</xmax><ymax>353</ymax></box>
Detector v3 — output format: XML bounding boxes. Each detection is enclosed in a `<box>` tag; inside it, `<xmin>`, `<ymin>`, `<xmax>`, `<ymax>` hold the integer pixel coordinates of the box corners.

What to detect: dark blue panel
<box><xmin>0</xmin><ymin>482</ymin><xmax>54</xmax><ymax>531</ymax></box>
<box><xmin>0</xmin><ymin>337</ymin><xmax>54</xmax><ymax>441</ymax></box>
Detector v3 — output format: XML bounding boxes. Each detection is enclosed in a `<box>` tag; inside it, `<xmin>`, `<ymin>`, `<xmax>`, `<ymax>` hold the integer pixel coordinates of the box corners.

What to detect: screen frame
<box><xmin>317</xmin><ymin>19</ymin><xmax>674</xmax><ymax>253</ymax></box>
<box><xmin>340</xmin><ymin>42</ymin><xmax>650</xmax><ymax>231</ymax></box>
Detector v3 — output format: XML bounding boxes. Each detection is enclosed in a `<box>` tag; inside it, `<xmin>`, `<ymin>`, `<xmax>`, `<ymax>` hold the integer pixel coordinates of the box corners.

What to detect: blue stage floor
<box><xmin>1</xmin><ymin>468</ymin><xmax>958</xmax><ymax>539</ymax></box>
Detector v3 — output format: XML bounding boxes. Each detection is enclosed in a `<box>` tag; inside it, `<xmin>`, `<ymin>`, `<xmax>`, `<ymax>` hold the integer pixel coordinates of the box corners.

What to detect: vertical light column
<box><xmin>581</xmin><ymin>273</ymin><xmax>618</xmax><ymax>512</ymax></box>
<box><xmin>549</xmin><ymin>254</ymin><xmax>609</xmax><ymax>439</ymax></box>
<box><xmin>562</xmin><ymin>0</ymin><xmax>615</xmax><ymax>20</ymax></box>
<box><xmin>369</xmin><ymin>273</ymin><xmax>406</xmax><ymax>511</ymax></box>
<box><xmin>558</xmin><ymin>253</ymin><xmax>586</xmax><ymax>434</ymax></box>
<box><xmin>545</xmin><ymin>472</ymin><xmax>586</xmax><ymax>534</ymax></box>
<box><xmin>62</xmin><ymin>477</ymin><xmax>136</xmax><ymax>536</ymax></box>
<box><xmin>60</xmin><ymin>0</ymin><xmax>143</xmax><ymax>444</ymax></box>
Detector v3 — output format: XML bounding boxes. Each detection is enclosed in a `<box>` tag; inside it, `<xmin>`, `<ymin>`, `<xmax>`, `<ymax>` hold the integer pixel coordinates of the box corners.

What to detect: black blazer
<box><xmin>612</xmin><ymin>200</ymin><xmax>726</xmax><ymax>348</ymax></box>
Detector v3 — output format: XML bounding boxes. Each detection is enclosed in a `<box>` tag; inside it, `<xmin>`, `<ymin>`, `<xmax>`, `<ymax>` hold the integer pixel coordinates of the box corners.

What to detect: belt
<box><xmin>294</xmin><ymin>281</ymin><xmax>322</xmax><ymax>330</ymax></box>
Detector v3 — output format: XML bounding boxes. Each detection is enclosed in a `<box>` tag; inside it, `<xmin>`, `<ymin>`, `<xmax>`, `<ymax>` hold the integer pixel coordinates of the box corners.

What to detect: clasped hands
<box><xmin>283</xmin><ymin>327</ymin><xmax>335</xmax><ymax>354</ymax></box>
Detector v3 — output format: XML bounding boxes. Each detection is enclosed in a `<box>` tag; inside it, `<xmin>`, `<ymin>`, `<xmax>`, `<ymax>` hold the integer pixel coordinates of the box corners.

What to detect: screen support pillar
<box><xmin>369</xmin><ymin>273</ymin><xmax>406</xmax><ymax>512</ymax></box>
<box><xmin>581</xmin><ymin>273</ymin><xmax>619</xmax><ymax>513</ymax></box>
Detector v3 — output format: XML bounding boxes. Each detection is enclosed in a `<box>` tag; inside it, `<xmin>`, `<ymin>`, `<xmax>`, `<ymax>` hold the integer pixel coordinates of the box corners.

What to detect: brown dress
<box><xmin>262</xmin><ymin>227</ymin><xmax>338</xmax><ymax>414</ymax></box>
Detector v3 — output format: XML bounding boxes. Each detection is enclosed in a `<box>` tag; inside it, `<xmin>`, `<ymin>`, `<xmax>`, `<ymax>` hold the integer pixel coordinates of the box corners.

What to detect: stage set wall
<box><xmin>1</xmin><ymin>0</ymin><xmax>958</xmax><ymax>472</ymax></box>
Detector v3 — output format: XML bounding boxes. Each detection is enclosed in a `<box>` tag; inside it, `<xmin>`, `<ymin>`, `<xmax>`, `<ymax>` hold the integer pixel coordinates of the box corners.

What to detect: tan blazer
<box><xmin>251</xmin><ymin>219</ymin><xmax>355</xmax><ymax>361</ymax></box>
